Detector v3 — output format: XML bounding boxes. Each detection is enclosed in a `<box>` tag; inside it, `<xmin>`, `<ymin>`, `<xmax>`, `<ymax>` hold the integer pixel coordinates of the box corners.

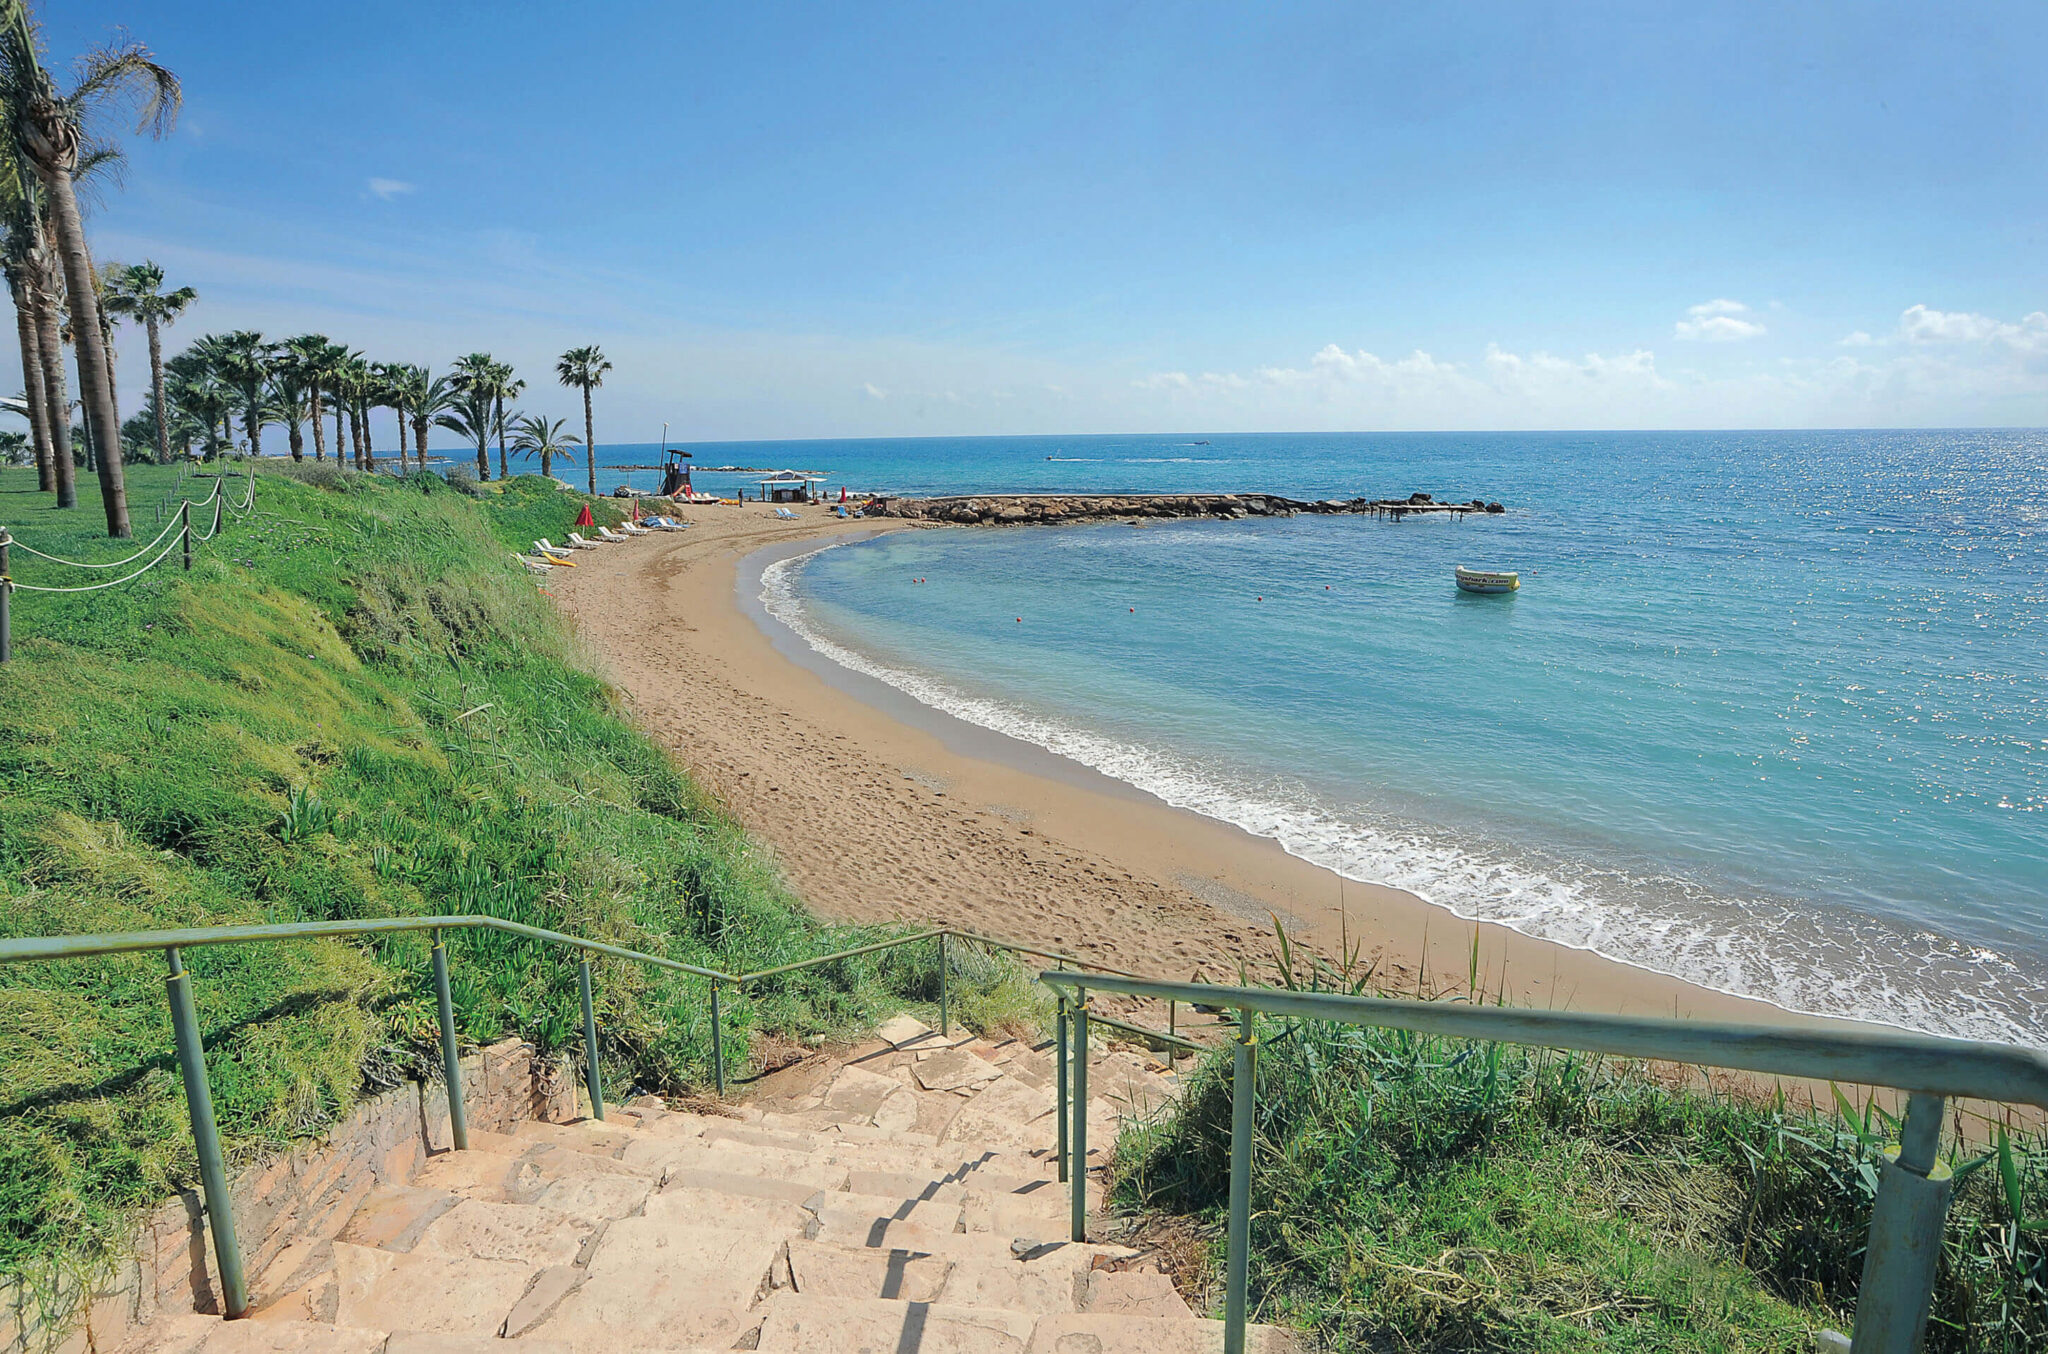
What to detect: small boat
<box><xmin>1455</xmin><ymin>566</ymin><xmax>1519</xmax><ymax>594</ymax></box>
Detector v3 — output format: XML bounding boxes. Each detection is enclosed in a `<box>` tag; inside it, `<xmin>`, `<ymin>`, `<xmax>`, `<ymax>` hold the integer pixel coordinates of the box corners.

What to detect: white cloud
<box><xmin>1898</xmin><ymin>304</ymin><xmax>2048</xmax><ymax>352</ymax></box>
<box><xmin>1675</xmin><ymin>299</ymin><xmax>1766</xmax><ymax>341</ymax></box>
<box><xmin>1839</xmin><ymin>331</ymin><xmax>1876</xmax><ymax>346</ymax></box>
<box><xmin>862</xmin><ymin>382</ymin><xmax>888</xmax><ymax>400</ymax></box>
<box><xmin>367</xmin><ymin>178</ymin><xmax>415</xmax><ymax>201</ymax></box>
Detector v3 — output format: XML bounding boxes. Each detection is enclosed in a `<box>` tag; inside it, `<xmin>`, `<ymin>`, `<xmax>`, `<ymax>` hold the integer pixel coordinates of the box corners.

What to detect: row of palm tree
<box><xmin>0</xmin><ymin>0</ymin><xmax>178</xmax><ymax>537</ymax></box>
<box><xmin>134</xmin><ymin>333</ymin><xmax>614</xmax><ymax>490</ymax></box>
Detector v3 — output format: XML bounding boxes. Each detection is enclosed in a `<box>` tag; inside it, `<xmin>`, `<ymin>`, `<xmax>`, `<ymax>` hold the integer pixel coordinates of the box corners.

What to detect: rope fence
<box><xmin>0</xmin><ymin>463</ymin><xmax>258</xmax><ymax>662</ymax></box>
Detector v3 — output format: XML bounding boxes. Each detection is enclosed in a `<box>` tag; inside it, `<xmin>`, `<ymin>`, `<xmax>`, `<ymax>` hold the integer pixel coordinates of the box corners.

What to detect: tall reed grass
<box><xmin>1112</xmin><ymin>928</ymin><xmax>2046</xmax><ymax>1352</ymax></box>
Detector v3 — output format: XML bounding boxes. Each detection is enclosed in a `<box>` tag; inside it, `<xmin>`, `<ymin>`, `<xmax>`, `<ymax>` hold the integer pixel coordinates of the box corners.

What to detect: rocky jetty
<box><xmin>865</xmin><ymin>492</ymin><xmax>1505</xmax><ymax>525</ymax></box>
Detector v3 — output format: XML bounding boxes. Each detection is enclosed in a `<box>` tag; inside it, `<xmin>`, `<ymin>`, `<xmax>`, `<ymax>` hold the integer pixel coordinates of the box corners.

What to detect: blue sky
<box><xmin>32</xmin><ymin>1</ymin><xmax>2048</xmax><ymax>439</ymax></box>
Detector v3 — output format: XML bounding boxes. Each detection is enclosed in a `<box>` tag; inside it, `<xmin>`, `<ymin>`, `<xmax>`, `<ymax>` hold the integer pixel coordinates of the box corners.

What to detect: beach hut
<box><xmin>756</xmin><ymin>472</ymin><xmax>828</xmax><ymax>504</ymax></box>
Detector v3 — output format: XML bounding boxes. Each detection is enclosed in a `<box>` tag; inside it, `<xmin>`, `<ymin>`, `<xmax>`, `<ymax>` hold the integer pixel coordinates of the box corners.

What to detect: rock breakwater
<box><xmin>866</xmin><ymin>492</ymin><xmax>1505</xmax><ymax>525</ymax></box>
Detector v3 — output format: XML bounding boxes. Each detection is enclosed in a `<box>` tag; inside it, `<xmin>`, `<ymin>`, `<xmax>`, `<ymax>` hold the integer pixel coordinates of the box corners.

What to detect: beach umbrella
<box><xmin>574</xmin><ymin>503</ymin><xmax>595</xmax><ymax>528</ymax></box>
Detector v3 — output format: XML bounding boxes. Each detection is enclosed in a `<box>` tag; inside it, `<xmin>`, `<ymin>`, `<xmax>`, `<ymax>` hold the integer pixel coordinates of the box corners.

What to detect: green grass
<box><xmin>0</xmin><ymin>460</ymin><xmax>1025</xmax><ymax>1330</ymax></box>
<box><xmin>1111</xmin><ymin>946</ymin><xmax>2048</xmax><ymax>1352</ymax></box>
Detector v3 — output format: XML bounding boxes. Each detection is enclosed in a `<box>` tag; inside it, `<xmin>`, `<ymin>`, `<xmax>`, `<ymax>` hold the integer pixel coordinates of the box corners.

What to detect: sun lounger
<box><xmin>613</xmin><ymin>522</ymin><xmax>650</xmax><ymax>536</ymax></box>
<box><xmin>533</xmin><ymin>541</ymin><xmax>577</xmax><ymax>565</ymax></box>
<box><xmin>645</xmin><ymin>516</ymin><xmax>689</xmax><ymax>531</ymax></box>
<box><xmin>513</xmin><ymin>552</ymin><xmax>555</xmax><ymax>574</ymax></box>
<box><xmin>567</xmin><ymin>532</ymin><xmax>608</xmax><ymax>549</ymax></box>
<box><xmin>539</xmin><ymin>537</ymin><xmax>594</xmax><ymax>554</ymax></box>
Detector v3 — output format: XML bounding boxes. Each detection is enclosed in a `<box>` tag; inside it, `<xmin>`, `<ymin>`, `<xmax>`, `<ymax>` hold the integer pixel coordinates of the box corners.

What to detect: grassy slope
<box><xmin>1113</xmin><ymin>959</ymin><xmax>2048</xmax><ymax>1353</ymax></box>
<box><xmin>0</xmin><ymin>462</ymin><xmax>1013</xmax><ymax>1305</ymax></box>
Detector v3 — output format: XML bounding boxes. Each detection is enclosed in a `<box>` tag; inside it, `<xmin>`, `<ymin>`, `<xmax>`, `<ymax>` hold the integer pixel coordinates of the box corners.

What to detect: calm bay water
<box><xmin>602</xmin><ymin>431</ymin><xmax>2047</xmax><ymax>1043</ymax></box>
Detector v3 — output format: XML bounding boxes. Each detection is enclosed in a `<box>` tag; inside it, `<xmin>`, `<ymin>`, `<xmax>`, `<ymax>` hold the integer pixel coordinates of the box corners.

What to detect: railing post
<box><xmin>578</xmin><ymin>958</ymin><xmax>605</xmax><ymax>1121</ymax></box>
<box><xmin>1849</xmin><ymin>1092</ymin><xmax>1952</xmax><ymax>1354</ymax></box>
<box><xmin>431</xmin><ymin>930</ymin><xmax>467</xmax><ymax>1151</ymax></box>
<box><xmin>181</xmin><ymin>501</ymin><xmax>192</xmax><ymax>571</ymax></box>
<box><xmin>1224</xmin><ymin>1009</ymin><xmax>1258</xmax><ymax>1354</ymax></box>
<box><xmin>1</xmin><ymin>526</ymin><xmax>12</xmax><ymax>665</ymax></box>
<box><xmin>1070</xmin><ymin>988</ymin><xmax>1089</xmax><ymax>1243</ymax></box>
<box><xmin>1167</xmin><ymin>998</ymin><xmax>1177</xmax><ymax>1060</ymax></box>
<box><xmin>163</xmin><ymin>947</ymin><xmax>247</xmax><ymax>1318</ymax></box>
<box><xmin>709</xmin><ymin>982</ymin><xmax>726</xmax><ymax>1097</ymax></box>
<box><xmin>1055</xmin><ymin>995</ymin><xmax>1070</xmax><ymax>1184</ymax></box>
<box><xmin>937</xmin><ymin>932</ymin><xmax>949</xmax><ymax>1038</ymax></box>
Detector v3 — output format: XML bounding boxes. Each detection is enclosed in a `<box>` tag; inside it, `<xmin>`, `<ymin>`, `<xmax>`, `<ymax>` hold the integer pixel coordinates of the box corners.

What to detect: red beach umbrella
<box><xmin>574</xmin><ymin>503</ymin><xmax>595</xmax><ymax>528</ymax></box>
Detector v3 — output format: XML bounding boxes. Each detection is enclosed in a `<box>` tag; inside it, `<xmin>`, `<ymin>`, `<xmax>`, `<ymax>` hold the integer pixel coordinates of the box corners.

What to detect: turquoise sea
<box><xmin>595</xmin><ymin>432</ymin><xmax>2048</xmax><ymax>1044</ymax></box>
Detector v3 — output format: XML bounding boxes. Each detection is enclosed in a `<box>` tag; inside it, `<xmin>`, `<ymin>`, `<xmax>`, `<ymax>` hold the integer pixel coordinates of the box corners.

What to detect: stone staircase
<box><xmin>124</xmin><ymin>1016</ymin><xmax>1297</xmax><ymax>1354</ymax></box>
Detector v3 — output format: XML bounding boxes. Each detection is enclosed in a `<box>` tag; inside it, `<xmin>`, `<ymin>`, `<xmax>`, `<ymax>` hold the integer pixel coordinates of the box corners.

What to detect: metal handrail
<box><xmin>0</xmin><ymin>915</ymin><xmax>1166</xmax><ymax>1326</ymax></box>
<box><xmin>1035</xmin><ymin>971</ymin><xmax>2048</xmax><ymax>1354</ymax></box>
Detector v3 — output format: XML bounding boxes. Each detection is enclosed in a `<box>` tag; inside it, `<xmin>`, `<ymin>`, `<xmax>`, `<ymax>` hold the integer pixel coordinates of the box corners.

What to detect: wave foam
<box><xmin>760</xmin><ymin>548</ymin><xmax>2047</xmax><ymax>1047</ymax></box>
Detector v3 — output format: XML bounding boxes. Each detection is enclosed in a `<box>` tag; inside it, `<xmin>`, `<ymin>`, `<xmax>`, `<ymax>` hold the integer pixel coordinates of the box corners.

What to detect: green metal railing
<box><xmin>10</xmin><ymin>913</ymin><xmax>2043</xmax><ymax>1354</ymax></box>
<box><xmin>1038</xmin><ymin>971</ymin><xmax>2048</xmax><ymax>1354</ymax></box>
<box><xmin>0</xmin><ymin>916</ymin><xmax>1152</xmax><ymax>1323</ymax></box>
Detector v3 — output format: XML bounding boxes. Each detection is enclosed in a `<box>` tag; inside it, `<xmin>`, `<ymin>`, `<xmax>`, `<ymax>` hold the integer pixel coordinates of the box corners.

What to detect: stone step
<box><xmin>1081</xmin><ymin>1270</ymin><xmax>1197</xmax><ymax>1319</ymax></box>
<box><xmin>645</xmin><ymin>1182</ymin><xmax>813</xmax><ymax>1234</ymax></box>
<box><xmin>1023</xmin><ymin>1314</ymin><xmax>1302</xmax><ymax>1353</ymax></box>
<box><xmin>328</xmin><ymin>1242</ymin><xmax>535</xmax><ymax>1336</ymax></box>
<box><xmin>120</xmin><ymin>1316</ymin><xmax>387</xmax><ymax>1354</ymax></box>
<box><xmin>507</xmin><ymin>1119</ymin><xmax>640</xmax><ymax>1158</ymax></box>
<box><xmin>754</xmin><ymin>1292</ymin><xmax>1038</xmax><ymax>1354</ymax></box>
<box><xmin>515</xmin><ymin>1219</ymin><xmax>780</xmax><ymax>1354</ymax></box>
<box><xmin>808</xmin><ymin>1189</ymin><xmax>965</xmax><ymax>1233</ymax></box>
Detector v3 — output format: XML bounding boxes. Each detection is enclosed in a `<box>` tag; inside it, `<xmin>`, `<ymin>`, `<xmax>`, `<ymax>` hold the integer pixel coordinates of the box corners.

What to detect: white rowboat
<box><xmin>1455</xmin><ymin>566</ymin><xmax>1519</xmax><ymax>594</ymax></box>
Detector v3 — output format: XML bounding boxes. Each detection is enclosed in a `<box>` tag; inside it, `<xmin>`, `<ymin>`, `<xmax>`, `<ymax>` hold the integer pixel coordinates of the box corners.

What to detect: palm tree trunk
<box><xmin>414</xmin><ymin>415</ymin><xmax>428</xmax><ymax>469</ymax></box>
<box><xmin>245</xmin><ymin>399</ymin><xmax>262</xmax><ymax>458</ymax></box>
<box><xmin>342</xmin><ymin>402</ymin><xmax>356</xmax><ymax>470</ymax></box>
<box><xmin>364</xmin><ymin>398</ymin><xmax>376</xmax><ymax>472</ymax></box>
<box><xmin>31</xmin><ymin>269</ymin><xmax>74</xmax><ymax>508</ymax></box>
<box><xmin>308</xmin><ymin>382</ymin><xmax>325</xmax><ymax>460</ymax></box>
<box><xmin>11</xmin><ymin>274</ymin><xmax>54</xmax><ymax>489</ymax></box>
<box><xmin>541</xmin><ymin>448</ymin><xmax>552</xmax><ymax>479</ymax></box>
<box><xmin>475</xmin><ymin>433</ymin><xmax>489</xmax><ymax>481</ymax></box>
<box><xmin>494</xmin><ymin>395</ymin><xmax>508</xmax><ymax>479</ymax></box>
<box><xmin>582</xmin><ymin>384</ymin><xmax>596</xmax><ymax>494</ymax></box>
<box><xmin>287</xmin><ymin>408</ymin><xmax>304</xmax><ymax>461</ymax></box>
<box><xmin>40</xmin><ymin>165</ymin><xmax>128</xmax><ymax>536</ymax></box>
<box><xmin>146</xmin><ymin>315</ymin><xmax>170</xmax><ymax>466</ymax></box>
<box><xmin>332</xmin><ymin>401</ymin><xmax>343</xmax><ymax>467</ymax></box>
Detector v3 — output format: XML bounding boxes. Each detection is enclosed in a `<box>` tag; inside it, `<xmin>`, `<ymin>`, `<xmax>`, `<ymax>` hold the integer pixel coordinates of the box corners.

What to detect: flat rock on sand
<box><xmin>941</xmin><ymin>1077</ymin><xmax>1055</xmax><ymax>1150</ymax></box>
<box><xmin>914</xmin><ymin>1047</ymin><xmax>1006</xmax><ymax>1093</ymax></box>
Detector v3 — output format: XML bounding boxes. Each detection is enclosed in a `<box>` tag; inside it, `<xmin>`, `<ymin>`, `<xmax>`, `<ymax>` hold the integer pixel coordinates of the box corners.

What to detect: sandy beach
<box><xmin>546</xmin><ymin>503</ymin><xmax>1867</xmax><ymax>1042</ymax></box>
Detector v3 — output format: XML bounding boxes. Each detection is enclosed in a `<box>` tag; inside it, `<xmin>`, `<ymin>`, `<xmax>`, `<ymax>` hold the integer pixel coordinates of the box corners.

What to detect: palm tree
<box><xmin>102</xmin><ymin>260</ymin><xmax>196</xmax><ymax>465</ymax></box>
<box><xmin>210</xmin><ymin>330</ymin><xmax>271</xmax><ymax>457</ymax></box>
<box><xmin>437</xmin><ymin>380</ymin><xmax>495</xmax><ymax>482</ymax></box>
<box><xmin>508</xmin><ymin>412</ymin><xmax>581</xmax><ymax>482</ymax></box>
<box><xmin>276</xmin><ymin>335</ymin><xmax>333</xmax><ymax>461</ymax></box>
<box><xmin>2</xmin><ymin>155</ymin><xmax>66</xmax><ymax>499</ymax></box>
<box><xmin>449</xmin><ymin>353</ymin><xmax>501</xmax><ymax>480</ymax></box>
<box><xmin>0</xmin><ymin>11</ymin><xmax>180</xmax><ymax>536</ymax></box>
<box><xmin>488</xmin><ymin>361</ymin><xmax>520</xmax><ymax>480</ymax></box>
<box><xmin>164</xmin><ymin>348</ymin><xmax>230</xmax><ymax>459</ymax></box>
<box><xmin>387</xmin><ymin>363</ymin><xmax>454</xmax><ymax>472</ymax></box>
<box><xmin>556</xmin><ymin>345</ymin><xmax>610</xmax><ymax>495</ymax></box>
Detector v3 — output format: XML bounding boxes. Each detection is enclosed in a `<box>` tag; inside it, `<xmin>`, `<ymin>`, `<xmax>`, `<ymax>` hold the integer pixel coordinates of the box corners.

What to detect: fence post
<box><xmin>1070</xmin><ymin>988</ymin><xmax>1088</xmax><ymax>1243</ymax></box>
<box><xmin>1</xmin><ymin>526</ymin><xmax>12</xmax><ymax>664</ymax></box>
<box><xmin>1167</xmin><ymin>998</ymin><xmax>1177</xmax><ymax>1060</ymax></box>
<box><xmin>1224</xmin><ymin>1010</ymin><xmax>1258</xmax><ymax>1354</ymax></box>
<box><xmin>578</xmin><ymin>958</ymin><xmax>605</xmax><ymax>1121</ymax></box>
<box><xmin>1849</xmin><ymin>1092</ymin><xmax>1953</xmax><ymax>1354</ymax></box>
<box><xmin>937</xmin><ymin>932</ymin><xmax>949</xmax><ymax>1038</ymax></box>
<box><xmin>709</xmin><ymin>982</ymin><xmax>726</xmax><ymax>1097</ymax></box>
<box><xmin>164</xmin><ymin>947</ymin><xmax>247</xmax><ymax>1318</ymax></box>
<box><xmin>431</xmin><ymin>930</ymin><xmax>468</xmax><ymax>1151</ymax></box>
<box><xmin>181</xmin><ymin>501</ymin><xmax>192</xmax><ymax>571</ymax></box>
<box><xmin>1055</xmin><ymin>995</ymin><xmax>1069</xmax><ymax>1184</ymax></box>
